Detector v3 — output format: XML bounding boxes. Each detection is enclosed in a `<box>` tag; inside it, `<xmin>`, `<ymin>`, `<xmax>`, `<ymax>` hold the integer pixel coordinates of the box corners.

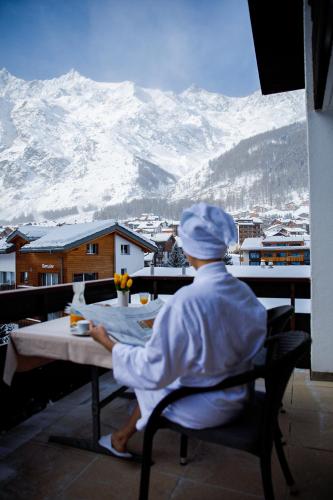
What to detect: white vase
<box><xmin>117</xmin><ymin>290</ymin><xmax>129</xmax><ymax>307</ymax></box>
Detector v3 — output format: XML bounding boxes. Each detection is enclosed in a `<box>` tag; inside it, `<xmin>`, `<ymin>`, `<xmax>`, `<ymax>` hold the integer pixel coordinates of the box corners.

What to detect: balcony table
<box><xmin>2</xmin><ymin>299</ymin><xmax>146</xmax><ymax>458</ymax></box>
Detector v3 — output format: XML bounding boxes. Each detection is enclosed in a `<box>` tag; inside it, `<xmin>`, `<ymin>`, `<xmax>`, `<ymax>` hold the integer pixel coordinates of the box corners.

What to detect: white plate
<box><xmin>70</xmin><ymin>327</ymin><xmax>90</xmax><ymax>337</ymax></box>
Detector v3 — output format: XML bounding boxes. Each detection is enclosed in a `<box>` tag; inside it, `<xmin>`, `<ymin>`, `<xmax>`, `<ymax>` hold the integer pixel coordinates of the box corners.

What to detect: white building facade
<box><xmin>0</xmin><ymin>252</ymin><xmax>15</xmax><ymax>285</ymax></box>
<box><xmin>114</xmin><ymin>234</ymin><xmax>146</xmax><ymax>275</ymax></box>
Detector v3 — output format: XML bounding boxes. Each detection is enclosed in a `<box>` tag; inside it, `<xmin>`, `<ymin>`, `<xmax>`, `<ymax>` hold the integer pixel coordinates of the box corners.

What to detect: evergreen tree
<box><xmin>167</xmin><ymin>243</ymin><xmax>187</xmax><ymax>267</ymax></box>
<box><xmin>223</xmin><ymin>251</ymin><xmax>233</xmax><ymax>265</ymax></box>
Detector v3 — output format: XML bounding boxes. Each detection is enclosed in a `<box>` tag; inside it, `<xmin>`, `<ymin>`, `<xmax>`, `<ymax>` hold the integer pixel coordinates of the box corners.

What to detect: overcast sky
<box><xmin>0</xmin><ymin>0</ymin><xmax>260</xmax><ymax>96</ymax></box>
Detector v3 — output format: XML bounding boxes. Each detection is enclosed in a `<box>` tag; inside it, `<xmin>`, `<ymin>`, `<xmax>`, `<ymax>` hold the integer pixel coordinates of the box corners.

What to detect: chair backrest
<box><xmin>261</xmin><ymin>330</ymin><xmax>311</xmax><ymax>450</ymax></box>
<box><xmin>267</xmin><ymin>305</ymin><xmax>294</xmax><ymax>336</ymax></box>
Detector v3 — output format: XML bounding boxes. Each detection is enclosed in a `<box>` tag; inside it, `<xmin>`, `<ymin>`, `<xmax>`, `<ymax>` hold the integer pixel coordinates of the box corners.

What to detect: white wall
<box><xmin>0</xmin><ymin>253</ymin><xmax>15</xmax><ymax>284</ymax></box>
<box><xmin>0</xmin><ymin>253</ymin><xmax>15</xmax><ymax>273</ymax></box>
<box><xmin>115</xmin><ymin>235</ymin><xmax>145</xmax><ymax>275</ymax></box>
<box><xmin>305</xmin><ymin>4</ymin><xmax>333</xmax><ymax>375</ymax></box>
<box><xmin>241</xmin><ymin>251</ymin><xmax>250</xmax><ymax>265</ymax></box>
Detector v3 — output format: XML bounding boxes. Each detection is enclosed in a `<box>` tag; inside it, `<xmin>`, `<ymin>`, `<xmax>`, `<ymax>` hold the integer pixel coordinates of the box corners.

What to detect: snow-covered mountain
<box><xmin>0</xmin><ymin>69</ymin><xmax>305</xmax><ymax>222</ymax></box>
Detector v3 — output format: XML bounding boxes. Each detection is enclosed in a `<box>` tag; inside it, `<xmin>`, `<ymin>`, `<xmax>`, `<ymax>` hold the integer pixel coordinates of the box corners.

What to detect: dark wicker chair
<box><xmin>138</xmin><ymin>330</ymin><xmax>310</xmax><ymax>500</ymax></box>
<box><xmin>267</xmin><ymin>305</ymin><xmax>294</xmax><ymax>336</ymax></box>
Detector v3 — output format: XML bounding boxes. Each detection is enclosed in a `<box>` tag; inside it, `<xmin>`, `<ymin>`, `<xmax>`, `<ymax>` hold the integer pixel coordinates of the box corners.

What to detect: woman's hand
<box><xmin>89</xmin><ymin>322</ymin><xmax>116</xmax><ymax>352</ymax></box>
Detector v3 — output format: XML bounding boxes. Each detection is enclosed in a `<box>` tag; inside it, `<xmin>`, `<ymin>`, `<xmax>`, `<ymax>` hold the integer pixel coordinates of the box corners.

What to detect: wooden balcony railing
<box><xmin>0</xmin><ymin>273</ymin><xmax>311</xmax><ymax>321</ymax></box>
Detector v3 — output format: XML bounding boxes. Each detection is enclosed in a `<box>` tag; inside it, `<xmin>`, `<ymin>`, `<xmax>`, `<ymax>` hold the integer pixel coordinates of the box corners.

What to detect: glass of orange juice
<box><xmin>70</xmin><ymin>312</ymin><xmax>85</xmax><ymax>328</ymax></box>
<box><xmin>140</xmin><ymin>293</ymin><xmax>149</xmax><ymax>305</ymax></box>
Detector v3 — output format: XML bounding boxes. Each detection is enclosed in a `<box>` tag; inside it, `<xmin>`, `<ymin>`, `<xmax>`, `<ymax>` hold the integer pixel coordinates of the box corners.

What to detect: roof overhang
<box><xmin>248</xmin><ymin>0</ymin><xmax>305</xmax><ymax>95</ymax></box>
<box><xmin>248</xmin><ymin>0</ymin><xmax>333</xmax><ymax>110</ymax></box>
<box><xmin>6</xmin><ymin>230</ymin><xmax>30</xmax><ymax>244</ymax></box>
<box><xmin>310</xmin><ymin>0</ymin><xmax>333</xmax><ymax>109</ymax></box>
<box><xmin>0</xmin><ymin>245</ymin><xmax>15</xmax><ymax>254</ymax></box>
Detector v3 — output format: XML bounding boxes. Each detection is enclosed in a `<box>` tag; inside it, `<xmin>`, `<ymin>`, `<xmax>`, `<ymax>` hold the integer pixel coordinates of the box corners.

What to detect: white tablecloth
<box><xmin>3</xmin><ymin>316</ymin><xmax>114</xmax><ymax>386</ymax></box>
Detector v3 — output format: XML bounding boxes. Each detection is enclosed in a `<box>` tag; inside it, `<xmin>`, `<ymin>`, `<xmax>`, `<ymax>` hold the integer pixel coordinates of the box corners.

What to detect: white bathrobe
<box><xmin>112</xmin><ymin>262</ymin><xmax>267</xmax><ymax>431</ymax></box>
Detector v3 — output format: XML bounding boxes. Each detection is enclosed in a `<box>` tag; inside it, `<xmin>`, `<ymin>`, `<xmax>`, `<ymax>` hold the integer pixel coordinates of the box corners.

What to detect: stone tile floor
<box><xmin>0</xmin><ymin>370</ymin><xmax>332</xmax><ymax>499</ymax></box>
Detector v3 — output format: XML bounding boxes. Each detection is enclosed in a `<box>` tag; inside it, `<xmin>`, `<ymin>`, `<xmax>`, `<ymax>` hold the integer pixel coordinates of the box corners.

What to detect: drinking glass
<box><xmin>140</xmin><ymin>293</ymin><xmax>149</xmax><ymax>305</ymax></box>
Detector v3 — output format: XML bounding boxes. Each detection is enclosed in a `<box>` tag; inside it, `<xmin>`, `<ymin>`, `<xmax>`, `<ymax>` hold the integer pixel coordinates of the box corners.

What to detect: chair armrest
<box><xmin>147</xmin><ymin>364</ymin><xmax>266</xmax><ymax>427</ymax></box>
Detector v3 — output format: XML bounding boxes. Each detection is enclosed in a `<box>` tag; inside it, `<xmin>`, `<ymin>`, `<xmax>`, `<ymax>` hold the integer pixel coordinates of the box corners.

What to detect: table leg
<box><xmin>49</xmin><ymin>366</ymin><xmax>129</xmax><ymax>456</ymax></box>
<box><xmin>91</xmin><ymin>365</ymin><xmax>101</xmax><ymax>446</ymax></box>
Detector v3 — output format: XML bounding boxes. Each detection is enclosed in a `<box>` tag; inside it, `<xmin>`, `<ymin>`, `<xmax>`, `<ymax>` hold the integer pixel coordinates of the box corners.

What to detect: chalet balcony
<box><xmin>0</xmin><ymin>270</ymin><xmax>331</xmax><ymax>498</ymax></box>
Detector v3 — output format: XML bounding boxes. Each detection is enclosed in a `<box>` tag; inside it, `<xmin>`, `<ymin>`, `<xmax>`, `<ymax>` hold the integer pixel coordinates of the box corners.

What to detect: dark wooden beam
<box><xmin>310</xmin><ymin>0</ymin><xmax>333</xmax><ymax>109</ymax></box>
<box><xmin>248</xmin><ymin>0</ymin><xmax>305</xmax><ymax>94</ymax></box>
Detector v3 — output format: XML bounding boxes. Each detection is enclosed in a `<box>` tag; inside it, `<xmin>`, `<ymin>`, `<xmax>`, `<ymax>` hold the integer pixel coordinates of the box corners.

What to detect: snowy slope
<box><xmin>0</xmin><ymin>69</ymin><xmax>305</xmax><ymax>222</ymax></box>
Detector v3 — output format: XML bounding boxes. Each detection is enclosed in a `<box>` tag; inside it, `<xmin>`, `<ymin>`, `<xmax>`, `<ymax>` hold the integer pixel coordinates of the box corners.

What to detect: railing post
<box><xmin>153</xmin><ymin>279</ymin><xmax>158</xmax><ymax>300</ymax></box>
<box><xmin>290</xmin><ymin>283</ymin><xmax>296</xmax><ymax>329</ymax></box>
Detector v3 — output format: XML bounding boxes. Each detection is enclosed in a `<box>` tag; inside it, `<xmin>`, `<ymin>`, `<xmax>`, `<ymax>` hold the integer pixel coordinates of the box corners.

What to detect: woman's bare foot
<box><xmin>111</xmin><ymin>431</ymin><xmax>128</xmax><ymax>453</ymax></box>
<box><xmin>109</xmin><ymin>403</ymin><xmax>141</xmax><ymax>453</ymax></box>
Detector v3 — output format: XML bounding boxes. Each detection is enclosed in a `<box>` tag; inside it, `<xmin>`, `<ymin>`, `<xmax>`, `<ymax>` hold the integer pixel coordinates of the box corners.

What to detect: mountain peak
<box><xmin>182</xmin><ymin>84</ymin><xmax>210</xmax><ymax>96</ymax></box>
<box><xmin>55</xmin><ymin>69</ymin><xmax>88</xmax><ymax>83</ymax></box>
<box><xmin>0</xmin><ymin>67</ymin><xmax>14</xmax><ymax>84</ymax></box>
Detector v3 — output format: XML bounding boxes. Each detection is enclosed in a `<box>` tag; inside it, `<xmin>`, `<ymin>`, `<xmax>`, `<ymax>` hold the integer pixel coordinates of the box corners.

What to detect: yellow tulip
<box><xmin>120</xmin><ymin>277</ymin><xmax>127</xmax><ymax>289</ymax></box>
<box><xmin>114</xmin><ymin>274</ymin><xmax>120</xmax><ymax>285</ymax></box>
<box><xmin>127</xmin><ymin>278</ymin><xmax>133</xmax><ymax>288</ymax></box>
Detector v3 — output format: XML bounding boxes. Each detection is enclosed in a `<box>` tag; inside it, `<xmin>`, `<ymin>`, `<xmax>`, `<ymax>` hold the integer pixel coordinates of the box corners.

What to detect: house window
<box><xmin>120</xmin><ymin>268</ymin><xmax>127</xmax><ymax>275</ymax></box>
<box><xmin>39</xmin><ymin>273</ymin><xmax>59</xmax><ymax>286</ymax></box>
<box><xmin>73</xmin><ymin>272</ymin><xmax>98</xmax><ymax>282</ymax></box>
<box><xmin>121</xmin><ymin>244</ymin><xmax>130</xmax><ymax>255</ymax></box>
<box><xmin>20</xmin><ymin>271</ymin><xmax>29</xmax><ymax>283</ymax></box>
<box><xmin>249</xmin><ymin>251</ymin><xmax>260</xmax><ymax>259</ymax></box>
<box><xmin>86</xmin><ymin>243</ymin><xmax>98</xmax><ymax>255</ymax></box>
<box><xmin>0</xmin><ymin>271</ymin><xmax>14</xmax><ymax>284</ymax></box>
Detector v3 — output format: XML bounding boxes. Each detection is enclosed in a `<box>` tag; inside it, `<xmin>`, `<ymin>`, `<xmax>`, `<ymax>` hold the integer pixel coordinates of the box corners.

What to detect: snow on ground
<box><xmin>133</xmin><ymin>265</ymin><xmax>311</xmax><ymax>313</ymax></box>
<box><xmin>132</xmin><ymin>266</ymin><xmax>196</xmax><ymax>277</ymax></box>
<box><xmin>133</xmin><ymin>265</ymin><xmax>310</xmax><ymax>279</ymax></box>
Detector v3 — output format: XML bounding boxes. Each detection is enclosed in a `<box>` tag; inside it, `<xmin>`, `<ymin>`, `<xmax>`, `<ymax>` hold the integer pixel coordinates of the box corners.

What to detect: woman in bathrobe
<box><xmin>90</xmin><ymin>203</ymin><xmax>267</xmax><ymax>457</ymax></box>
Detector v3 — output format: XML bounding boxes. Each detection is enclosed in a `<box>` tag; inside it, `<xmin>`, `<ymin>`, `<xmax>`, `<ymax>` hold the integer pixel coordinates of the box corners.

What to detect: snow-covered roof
<box><xmin>144</xmin><ymin>252</ymin><xmax>155</xmax><ymax>262</ymax></box>
<box><xmin>132</xmin><ymin>265</ymin><xmax>310</xmax><ymax>279</ymax></box>
<box><xmin>264</xmin><ymin>236</ymin><xmax>305</xmax><ymax>243</ymax></box>
<box><xmin>136</xmin><ymin>221</ymin><xmax>162</xmax><ymax>230</ymax></box>
<box><xmin>241</xmin><ymin>236</ymin><xmax>310</xmax><ymax>251</ymax></box>
<box><xmin>241</xmin><ymin>236</ymin><xmax>310</xmax><ymax>250</ymax></box>
<box><xmin>20</xmin><ymin>220</ymin><xmax>157</xmax><ymax>252</ymax></box>
<box><xmin>264</xmin><ymin>223</ymin><xmax>307</xmax><ymax>238</ymax></box>
<box><xmin>229</xmin><ymin>265</ymin><xmax>311</xmax><ymax>279</ymax></box>
<box><xmin>132</xmin><ymin>266</ymin><xmax>196</xmax><ymax>277</ymax></box>
<box><xmin>264</xmin><ymin>229</ymin><xmax>285</xmax><ymax>238</ymax></box>
<box><xmin>236</xmin><ymin>218</ymin><xmax>262</xmax><ymax>225</ymax></box>
<box><xmin>151</xmin><ymin>232</ymin><xmax>174</xmax><ymax>243</ymax></box>
<box><xmin>283</xmin><ymin>227</ymin><xmax>306</xmax><ymax>234</ymax></box>
<box><xmin>293</xmin><ymin>206</ymin><xmax>310</xmax><ymax>217</ymax></box>
<box><xmin>0</xmin><ymin>237</ymin><xmax>14</xmax><ymax>254</ymax></box>
<box><xmin>241</xmin><ymin>237</ymin><xmax>263</xmax><ymax>250</ymax></box>
<box><xmin>7</xmin><ymin>225</ymin><xmax>55</xmax><ymax>243</ymax></box>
